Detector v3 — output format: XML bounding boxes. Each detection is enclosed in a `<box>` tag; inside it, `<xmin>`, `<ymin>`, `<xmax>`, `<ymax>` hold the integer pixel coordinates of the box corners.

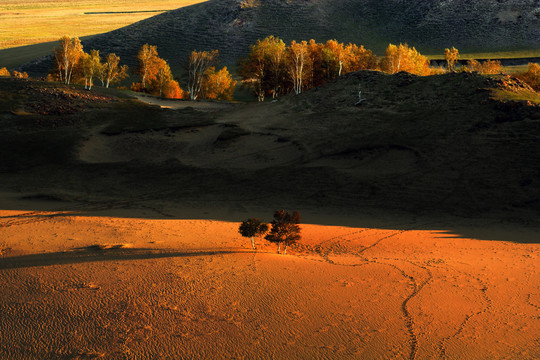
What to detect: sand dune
<box><xmin>1</xmin><ymin>204</ymin><xmax>538</xmax><ymax>359</ymax></box>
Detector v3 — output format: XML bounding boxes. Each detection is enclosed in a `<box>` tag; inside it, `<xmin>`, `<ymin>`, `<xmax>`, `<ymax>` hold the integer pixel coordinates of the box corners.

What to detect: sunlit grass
<box><xmin>491</xmin><ymin>88</ymin><xmax>540</xmax><ymax>105</ymax></box>
<box><xmin>428</xmin><ymin>49</ymin><xmax>540</xmax><ymax>60</ymax></box>
<box><xmin>0</xmin><ymin>0</ymin><xmax>207</xmax><ymax>49</ymax></box>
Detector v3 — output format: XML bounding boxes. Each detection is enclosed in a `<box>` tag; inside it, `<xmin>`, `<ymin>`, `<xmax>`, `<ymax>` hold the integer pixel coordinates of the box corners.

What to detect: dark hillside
<box><xmin>20</xmin><ymin>0</ymin><xmax>540</xmax><ymax>76</ymax></box>
<box><xmin>1</xmin><ymin>72</ymin><xmax>539</xmax><ymax>220</ymax></box>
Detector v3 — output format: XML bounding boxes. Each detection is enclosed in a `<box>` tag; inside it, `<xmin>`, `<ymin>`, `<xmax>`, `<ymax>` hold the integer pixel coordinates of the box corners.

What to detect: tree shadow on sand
<box><xmin>0</xmin><ymin>247</ymin><xmax>250</xmax><ymax>270</ymax></box>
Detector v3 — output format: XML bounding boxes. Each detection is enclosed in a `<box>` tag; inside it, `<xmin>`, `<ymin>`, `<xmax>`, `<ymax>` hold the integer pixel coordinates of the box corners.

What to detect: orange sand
<box><xmin>0</xmin><ymin>208</ymin><xmax>538</xmax><ymax>359</ymax></box>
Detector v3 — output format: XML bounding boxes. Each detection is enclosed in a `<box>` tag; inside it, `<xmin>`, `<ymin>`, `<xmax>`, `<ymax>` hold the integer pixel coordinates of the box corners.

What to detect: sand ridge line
<box><xmin>431</xmin><ymin>263</ymin><xmax>494</xmax><ymax>359</ymax></box>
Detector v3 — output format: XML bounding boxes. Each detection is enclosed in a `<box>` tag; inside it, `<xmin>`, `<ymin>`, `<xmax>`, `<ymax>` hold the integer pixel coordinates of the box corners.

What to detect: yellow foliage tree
<box><xmin>99</xmin><ymin>53</ymin><xmax>128</xmax><ymax>88</ymax></box>
<box><xmin>287</xmin><ymin>40</ymin><xmax>310</xmax><ymax>95</ymax></box>
<box><xmin>344</xmin><ymin>43</ymin><xmax>377</xmax><ymax>73</ymax></box>
<box><xmin>136</xmin><ymin>44</ymin><xmax>160</xmax><ymax>90</ymax></box>
<box><xmin>188</xmin><ymin>50</ymin><xmax>219</xmax><ymax>100</ymax></box>
<box><xmin>380</xmin><ymin>43</ymin><xmax>431</xmax><ymax>76</ymax></box>
<box><xmin>53</xmin><ymin>36</ymin><xmax>84</xmax><ymax>84</ymax></box>
<box><xmin>201</xmin><ymin>67</ymin><xmax>237</xmax><ymax>100</ymax></box>
<box><xmin>133</xmin><ymin>44</ymin><xmax>177</xmax><ymax>96</ymax></box>
<box><xmin>466</xmin><ymin>59</ymin><xmax>503</xmax><ymax>74</ymax></box>
<box><xmin>0</xmin><ymin>67</ymin><xmax>10</xmax><ymax>77</ymax></box>
<box><xmin>444</xmin><ymin>47</ymin><xmax>459</xmax><ymax>72</ymax></box>
<box><xmin>80</xmin><ymin>49</ymin><xmax>101</xmax><ymax>90</ymax></box>
<box><xmin>517</xmin><ymin>62</ymin><xmax>540</xmax><ymax>91</ymax></box>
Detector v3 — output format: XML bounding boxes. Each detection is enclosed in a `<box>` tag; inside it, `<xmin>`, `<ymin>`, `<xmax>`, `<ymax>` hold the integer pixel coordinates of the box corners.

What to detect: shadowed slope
<box><xmin>19</xmin><ymin>0</ymin><xmax>540</xmax><ymax>75</ymax></box>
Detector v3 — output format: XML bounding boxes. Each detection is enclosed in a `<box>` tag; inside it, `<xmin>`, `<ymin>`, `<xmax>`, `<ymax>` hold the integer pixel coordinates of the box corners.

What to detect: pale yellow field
<box><xmin>0</xmin><ymin>0</ymin><xmax>207</xmax><ymax>49</ymax></box>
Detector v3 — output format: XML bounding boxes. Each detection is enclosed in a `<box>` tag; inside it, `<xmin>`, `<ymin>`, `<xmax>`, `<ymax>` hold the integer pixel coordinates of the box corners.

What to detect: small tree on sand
<box><xmin>265</xmin><ymin>210</ymin><xmax>301</xmax><ymax>255</ymax></box>
<box><xmin>239</xmin><ymin>218</ymin><xmax>268</xmax><ymax>250</ymax></box>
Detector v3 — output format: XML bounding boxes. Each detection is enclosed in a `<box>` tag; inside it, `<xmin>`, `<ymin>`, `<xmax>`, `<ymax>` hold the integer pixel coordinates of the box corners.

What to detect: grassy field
<box><xmin>0</xmin><ymin>0</ymin><xmax>206</xmax><ymax>49</ymax></box>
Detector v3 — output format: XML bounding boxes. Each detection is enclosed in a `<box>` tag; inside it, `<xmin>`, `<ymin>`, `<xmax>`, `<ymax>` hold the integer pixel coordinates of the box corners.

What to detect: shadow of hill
<box><xmin>0</xmin><ymin>247</ymin><xmax>248</xmax><ymax>270</ymax></box>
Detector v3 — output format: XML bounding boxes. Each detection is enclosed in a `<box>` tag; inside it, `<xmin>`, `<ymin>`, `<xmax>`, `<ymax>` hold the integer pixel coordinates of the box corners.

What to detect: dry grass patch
<box><xmin>0</xmin><ymin>0</ymin><xmax>206</xmax><ymax>49</ymax></box>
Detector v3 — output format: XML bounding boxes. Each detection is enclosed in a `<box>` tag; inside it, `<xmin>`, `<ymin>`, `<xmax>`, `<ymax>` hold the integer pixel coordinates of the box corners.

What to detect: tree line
<box><xmin>48</xmin><ymin>36</ymin><xmax>237</xmax><ymax>100</ymax></box>
<box><xmin>238</xmin><ymin>37</ymin><xmax>540</xmax><ymax>100</ymax></box>
<box><xmin>11</xmin><ymin>35</ymin><xmax>535</xmax><ymax>100</ymax></box>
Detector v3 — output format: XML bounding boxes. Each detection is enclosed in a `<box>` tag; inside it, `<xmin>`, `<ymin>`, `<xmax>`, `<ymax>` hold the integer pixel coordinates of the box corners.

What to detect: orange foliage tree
<box><xmin>321</xmin><ymin>39</ymin><xmax>345</xmax><ymax>79</ymax></box>
<box><xmin>517</xmin><ymin>63</ymin><xmax>540</xmax><ymax>91</ymax></box>
<box><xmin>444</xmin><ymin>47</ymin><xmax>459</xmax><ymax>71</ymax></box>
<box><xmin>163</xmin><ymin>80</ymin><xmax>185</xmax><ymax>99</ymax></box>
<box><xmin>380</xmin><ymin>43</ymin><xmax>431</xmax><ymax>75</ymax></box>
<box><xmin>0</xmin><ymin>67</ymin><xmax>10</xmax><ymax>77</ymax></box>
<box><xmin>287</xmin><ymin>40</ymin><xmax>310</xmax><ymax>95</ymax></box>
<box><xmin>344</xmin><ymin>43</ymin><xmax>377</xmax><ymax>73</ymax></box>
<box><xmin>188</xmin><ymin>50</ymin><xmax>219</xmax><ymax>100</ymax></box>
<box><xmin>53</xmin><ymin>36</ymin><xmax>84</xmax><ymax>84</ymax></box>
<box><xmin>466</xmin><ymin>59</ymin><xmax>503</xmax><ymax>74</ymax></box>
<box><xmin>135</xmin><ymin>44</ymin><xmax>160</xmax><ymax>90</ymax></box>
<box><xmin>11</xmin><ymin>71</ymin><xmax>29</xmax><ymax>79</ymax></box>
<box><xmin>201</xmin><ymin>66</ymin><xmax>237</xmax><ymax>100</ymax></box>
<box><xmin>132</xmin><ymin>44</ymin><xmax>184</xmax><ymax>98</ymax></box>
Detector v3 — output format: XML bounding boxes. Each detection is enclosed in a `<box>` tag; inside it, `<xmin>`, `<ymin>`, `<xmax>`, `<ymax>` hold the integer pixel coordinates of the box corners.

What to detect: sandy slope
<box><xmin>0</xmin><ymin>203</ymin><xmax>538</xmax><ymax>360</ymax></box>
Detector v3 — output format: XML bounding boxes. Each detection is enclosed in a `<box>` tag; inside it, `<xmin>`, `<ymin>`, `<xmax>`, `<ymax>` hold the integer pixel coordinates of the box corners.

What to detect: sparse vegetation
<box><xmin>444</xmin><ymin>47</ymin><xmax>459</xmax><ymax>72</ymax></box>
<box><xmin>517</xmin><ymin>63</ymin><xmax>540</xmax><ymax>91</ymax></box>
<box><xmin>265</xmin><ymin>210</ymin><xmax>301</xmax><ymax>255</ymax></box>
<box><xmin>239</xmin><ymin>218</ymin><xmax>268</xmax><ymax>250</ymax></box>
<box><xmin>466</xmin><ymin>59</ymin><xmax>503</xmax><ymax>74</ymax></box>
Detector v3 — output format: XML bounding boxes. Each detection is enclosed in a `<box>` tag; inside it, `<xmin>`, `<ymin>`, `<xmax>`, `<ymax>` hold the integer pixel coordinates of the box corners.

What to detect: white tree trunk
<box><xmin>283</xmin><ymin>244</ymin><xmax>288</xmax><ymax>255</ymax></box>
<box><xmin>251</xmin><ymin>236</ymin><xmax>256</xmax><ymax>250</ymax></box>
<box><xmin>277</xmin><ymin>242</ymin><xmax>281</xmax><ymax>254</ymax></box>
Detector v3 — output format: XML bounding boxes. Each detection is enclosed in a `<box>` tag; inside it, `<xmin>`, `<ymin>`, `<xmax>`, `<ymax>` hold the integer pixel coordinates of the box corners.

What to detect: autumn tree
<box><xmin>380</xmin><ymin>43</ymin><xmax>431</xmax><ymax>76</ymax></box>
<box><xmin>518</xmin><ymin>62</ymin><xmax>540</xmax><ymax>91</ymax></box>
<box><xmin>136</xmin><ymin>44</ymin><xmax>160</xmax><ymax>90</ymax></box>
<box><xmin>444</xmin><ymin>47</ymin><xmax>459</xmax><ymax>72</ymax></box>
<box><xmin>188</xmin><ymin>50</ymin><xmax>219</xmax><ymax>100</ymax></box>
<box><xmin>265</xmin><ymin>210</ymin><xmax>301</xmax><ymax>255</ymax></box>
<box><xmin>466</xmin><ymin>59</ymin><xmax>503</xmax><ymax>74</ymax></box>
<box><xmin>163</xmin><ymin>80</ymin><xmax>185</xmax><ymax>99</ymax></box>
<box><xmin>201</xmin><ymin>66</ymin><xmax>237</xmax><ymax>100</ymax></box>
<box><xmin>239</xmin><ymin>218</ymin><xmax>268</xmax><ymax>250</ymax></box>
<box><xmin>344</xmin><ymin>43</ymin><xmax>377</xmax><ymax>73</ymax></box>
<box><xmin>0</xmin><ymin>67</ymin><xmax>9</xmax><ymax>77</ymax></box>
<box><xmin>80</xmin><ymin>49</ymin><xmax>101</xmax><ymax>90</ymax></box>
<box><xmin>99</xmin><ymin>53</ymin><xmax>128</xmax><ymax>88</ymax></box>
<box><xmin>11</xmin><ymin>71</ymin><xmax>28</xmax><ymax>79</ymax></box>
<box><xmin>307</xmin><ymin>39</ymin><xmax>325</xmax><ymax>88</ymax></box>
<box><xmin>239</xmin><ymin>36</ymin><xmax>287</xmax><ymax>101</ymax></box>
<box><xmin>133</xmin><ymin>44</ymin><xmax>183</xmax><ymax>98</ymax></box>
<box><xmin>53</xmin><ymin>36</ymin><xmax>84</xmax><ymax>84</ymax></box>
<box><xmin>321</xmin><ymin>39</ymin><xmax>346</xmax><ymax>79</ymax></box>
<box><xmin>287</xmin><ymin>40</ymin><xmax>310</xmax><ymax>95</ymax></box>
